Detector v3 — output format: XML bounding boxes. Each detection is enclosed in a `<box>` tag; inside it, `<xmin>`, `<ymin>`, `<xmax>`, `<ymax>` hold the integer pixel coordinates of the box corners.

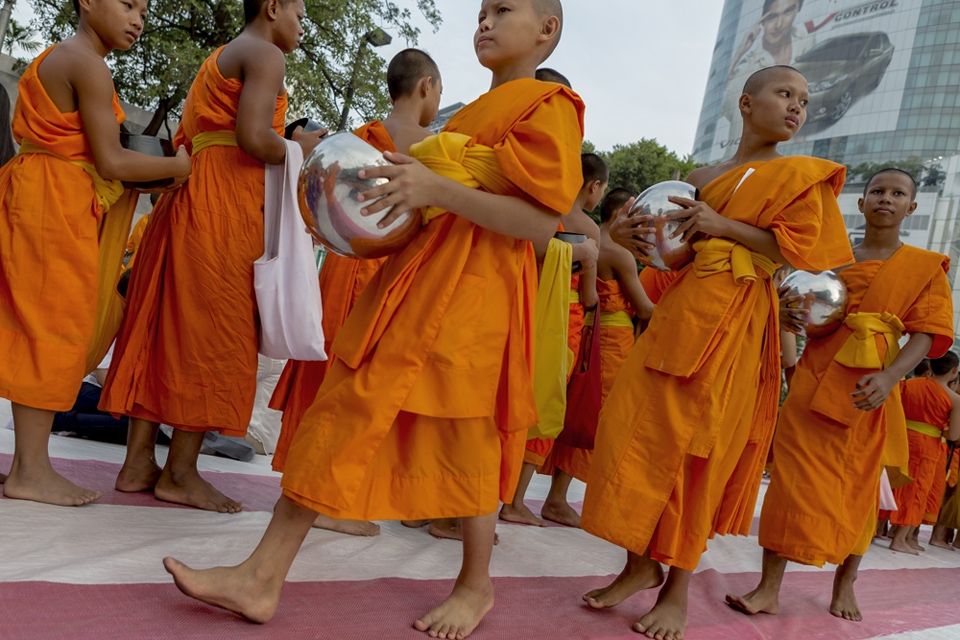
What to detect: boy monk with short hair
<box><xmin>100</xmin><ymin>0</ymin><xmax>324</xmax><ymax>513</ymax></box>
<box><xmin>580</xmin><ymin>66</ymin><xmax>854</xmax><ymax>639</ymax></box>
<box><xmin>271</xmin><ymin>47</ymin><xmax>443</xmax><ymax>537</ymax></box>
<box><xmin>0</xmin><ymin>0</ymin><xmax>190</xmax><ymax>506</ymax></box>
<box><xmin>163</xmin><ymin>1</ymin><xmax>582</xmax><ymax>637</ymax></box>
<box><xmin>728</xmin><ymin>168</ymin><xmax>954</xmax><ymax>622</ymax></box>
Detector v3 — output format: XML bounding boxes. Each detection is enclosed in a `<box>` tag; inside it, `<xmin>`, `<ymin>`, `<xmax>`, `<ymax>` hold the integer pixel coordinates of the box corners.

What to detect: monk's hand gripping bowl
<box><xmin>627</xmin><ymin>180</ymin><xmax>699</xmax><ymax>272</ymax></box>
<box><xmin>779</xmin><ymin>270</ymin><xmax>848</xmax><ymax>339</ymax></box>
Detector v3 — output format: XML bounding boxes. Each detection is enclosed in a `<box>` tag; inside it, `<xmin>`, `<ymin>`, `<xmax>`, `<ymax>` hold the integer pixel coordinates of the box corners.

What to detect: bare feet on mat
<box><xmin>540</xmin><ymin>499</ymin><xmax>581</xmax><ymax>528</ymax></box>
<box><xmin>402</xmin><ymin>519</ymin><xmax>431</xmax><ymax>528</ymax></box>
<box><xmin>312</xmin><ymin>514</ymin><xmax>380</xmax><ymax>537</ymax></box>
<box><xmin>154</xmin><ymin>468</ymin><xmax>242</xmax><ymax>513</ymax></box>
<box><xmin>163</xmin><ymin>557</ymin><xmax>279</xmax><ymax>623</ymax></box>
<box><xmin>429</xmin><ymin>519</ymin><xmax>499</xmax><ymax>545</ymax></box>
<box><xmin>498</xmin><ymin>503</ymin><xmax>546</xmax><ymax>527</ymax></box>
<box><xmin>584</xmin><ymin>556</ymin><xmax>664</xmax><ymax>609</ymax></box>
<box><xmin>115</xmin><ymin>457</ymin><xmax>162</xmax><ymax>492</ymax></box>
<box><xmin>3</xmin><ymin>465</ymin><xmax>100</xmax><ymax>506</ymax></box>
<box><xmin>907</xmin><ymin>538</ymin><xmax>926</xmax><ymax>552</ymax></box>
<box><xmin>725</xmin><ymin>585</ymin><xmax>779</xmax><ymax>615</ymax></box>
<box><xmin>634</xmin><ymin>598</ymin><xmax>687</xmax><ymax>640</ymax></box>
<box><xmin>888</xmin><ymin>538</ymin><xmax>919</xmax><ymax>555</ymax></box>
<box><xmin>830</xmin><ymin>567</ymin><xmax>862</xmax><ymax>622</ymax></box>
<box><xmin>414</xmin><ymin>579</ymin><xmax>494</xmax><ymax>639</ymax></box>
<box><xmin>929</xmin><ymin>538</ymin><xmax>955</xmax><ymax>551</ymax></box>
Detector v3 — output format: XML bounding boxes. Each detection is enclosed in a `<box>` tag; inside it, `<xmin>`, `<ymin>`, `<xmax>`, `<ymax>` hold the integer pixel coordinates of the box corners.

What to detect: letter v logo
<box><xmin>805</xmin><ymin>13</ymin><xmax>838</xmax><ymax>34</ymax></box>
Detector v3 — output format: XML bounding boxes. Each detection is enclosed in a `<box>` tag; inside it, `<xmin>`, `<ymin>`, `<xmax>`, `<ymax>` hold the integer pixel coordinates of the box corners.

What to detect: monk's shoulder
<box><xmin>38</xmin><ymin>41</ymin><xmax>113</xmax><ymax>112</ymax></box>
<box><xmin>686</xmin><ymin>163</ymin><xmax>731</xmax><ymax>190</ymax></box>
<box><xmin>219</xmin><ymin>35</ymin><xmax>285</xmax><ymax>83</ymax></box>
<box><xmin>565</xmin><ymin>211</ymin><xmax>600</xmax><ymax>240</ymax></box>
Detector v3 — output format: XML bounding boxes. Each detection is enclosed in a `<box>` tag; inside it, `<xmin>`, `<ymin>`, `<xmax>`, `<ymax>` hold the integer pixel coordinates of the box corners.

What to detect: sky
<box><xmin>11</xmin><ymin>0</ymin><xmax>725</xmax><ymax>156</ymax></box>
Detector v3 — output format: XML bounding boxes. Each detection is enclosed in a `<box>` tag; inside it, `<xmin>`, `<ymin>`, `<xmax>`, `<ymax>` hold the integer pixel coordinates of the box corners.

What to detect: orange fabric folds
<box><xmin>760</xmin><ymin>247</ymin><xmax>953</xmax><ymax>566</ymax></box>
<box><xmin>99</xmin><ymin>47</ymin><xmax>287</xmax><ymax>437</ymax></box>
<box><xmin>0</xmin><ymin>46</ymin><xmax>133</xmax><ymax>411</ymax></box>
<box><xmin>581</xmin><ymin>157</ymin><xmax>853</xmax><ymax>572</ymax></box>
<box><xmin>280</xmin><ymin>79</ymin><xmax>585</xmax><ymax>520</ymax></box>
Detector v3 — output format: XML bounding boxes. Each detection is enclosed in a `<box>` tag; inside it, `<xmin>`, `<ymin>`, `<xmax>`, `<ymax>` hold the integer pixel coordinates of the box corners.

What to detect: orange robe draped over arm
<box><xmin>581</xmin><ymin>157</ymin><xmax>853</xmax><ymax>571</ymax></box>
<box><xmin>0</xmin><ymin>46</ymin><xmax>134</xmax><ymax>411</ymax></box>
<box><xmin>280</xmin><ymin>80</ymin><xmax>585</xmax><ymax>521</ymax></box>
<box><xmin>760</xmin><ymin>246</ymin><xmax>953</xmax><ymax>566</ymax></box>
<box><xmin>99</xmin><ymin>47</ymin><xmax>287</xmax><ymax>437</ymax></box>
<box><xmin>270</xmin><ymin>121</ymin><xmax>394</xmax><ymax>472</ymax></box>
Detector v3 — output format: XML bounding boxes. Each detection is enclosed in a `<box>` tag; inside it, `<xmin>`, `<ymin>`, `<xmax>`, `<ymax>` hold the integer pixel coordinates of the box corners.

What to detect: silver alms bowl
<box><xmin>298</xmin><ymin>132</ymin><xmax>420</xmax><ymax>259</ymax></box>
<box><xmin>780</xmin><ymin>270</ymin><xmax>847</xmax><ymax>339</ymax></box>
<box><xmin>628</xmin><ymin>180</ymin><xmax>698</xmax><ymax>272</ymax></box>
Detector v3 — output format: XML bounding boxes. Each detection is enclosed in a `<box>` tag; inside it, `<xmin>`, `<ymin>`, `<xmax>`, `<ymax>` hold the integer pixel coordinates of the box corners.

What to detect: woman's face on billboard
<box><xmin>762</xmin><ymin>0</ymin><xmax>801</xmax><ymax>47</ymax></box>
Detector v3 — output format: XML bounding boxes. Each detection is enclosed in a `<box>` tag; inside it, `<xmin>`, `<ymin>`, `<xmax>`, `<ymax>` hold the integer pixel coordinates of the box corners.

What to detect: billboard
<box><xmin>704</xmin><ymin>0</ymin><xmax>923</xmax><ymax>162</ymax></box>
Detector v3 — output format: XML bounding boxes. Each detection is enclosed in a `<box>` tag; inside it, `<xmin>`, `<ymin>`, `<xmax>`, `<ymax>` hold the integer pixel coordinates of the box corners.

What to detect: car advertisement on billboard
<box><xmin>705</xmin><ymin>0</ymin><xmax>923</xmax><ymax>162</ymax></box>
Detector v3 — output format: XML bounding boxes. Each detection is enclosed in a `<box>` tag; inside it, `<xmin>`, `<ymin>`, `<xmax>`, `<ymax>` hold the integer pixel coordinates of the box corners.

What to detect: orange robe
<box><xmin>270</xmin><ymin>121</ymin><xmax>394</xmax><ymax>472</ymax></box>
<box><xmin>121</xmin><ymin>214</ymin><xmax>152</xmax><ymax>274</ymax></box>
<box><xmin>100</xmin><ymin>47</ymin><xmax>287</xmax><ymax>437</ymax></box>
<box><xmin>639</xmin><ymin>268</ymin><xmax>678</xmax><ymax>305</ymax></box>
<box><xmin>541</xmin><ymin>277</ymin><xmax>637</xmax><ymax>482</ymax></box>
<box><xmin>280</xmin><ymin>80</ymin><xmax>585</xmax><ymax>520</ymax></box>
<box><xmin>0</xmin><ymin>46</ymin><xmax>132</xmax><ymax>412</ymax></box>
<box><xmin>582</xmin><ymin>157</ymin><xmax>852</xmax><ymax>571</ymax></box>
<box><xmin>761</xmin><ymin>246</ymin><xmax>953</xmax><ymax>566</ymax></box>
<box><xmin>890</xmin><ymin>378</ymin><xmax>952</xmax><ymax>527</ymax></box>
<box><xmin>524</xmin><ymin>273</ymin><xmax>584</xmax><ymax>467</ymax></box>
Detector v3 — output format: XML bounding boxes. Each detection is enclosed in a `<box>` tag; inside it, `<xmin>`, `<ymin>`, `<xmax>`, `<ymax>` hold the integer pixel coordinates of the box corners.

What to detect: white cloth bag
<box><xmin>255</xmin><ymin>138</ymin><xmax>327</xmax><ymax>361</ymax></box>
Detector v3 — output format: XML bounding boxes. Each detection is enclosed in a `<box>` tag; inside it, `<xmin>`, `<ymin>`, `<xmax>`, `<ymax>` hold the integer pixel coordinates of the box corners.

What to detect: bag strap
<box><xmin>580</xmin><ymin>304</ymin><xmax>602</xmax><ymax>373</ymax></box>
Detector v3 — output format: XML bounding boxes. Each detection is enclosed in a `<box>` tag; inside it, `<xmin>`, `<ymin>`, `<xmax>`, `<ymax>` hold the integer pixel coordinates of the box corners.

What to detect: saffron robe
<box><xmin>280</xmin><ymin>80</ymin><xmax>585</xmax><ymax>520</ymax></box>
<box><xmin>541</xmin><ymin>277</ymin><xmax>637</xmax><ymax>482</ymax></box>
<box><xmin>582</xmin><ymin>157</ymin><xmax>852</xmax><ymax>571</ymax></box>
<box><xmin>890</xmin><ymin>377</ymin><xmax>953</xmax><ymax>527</ymax></box>
<box><xmin>760</xmin><ymin>246</ymin><xmax>953</xmax><ymax>566</ymax></box>
<box><xmin>639</xmin><ymin>267</ymin><xmax>678</xmax><ymax>305</ymax></box>
<box><xmin>100</xmin><ymin>47</ymin><xmax>287</xmax><ymax>437</ymax></box>
<box><xmin>270</xmin><ymin>121</ymin><xmax>393</xmax><ymax>472</ymax></box>
<box><xmin>121</xmin><ymin>214</ymin><xmax>152</xmax><ymax>274</ymax></box>
<box><xmin>0</xmin><ymin>46</ymin><xmax>135</xmax><ymax>411</ymax></box>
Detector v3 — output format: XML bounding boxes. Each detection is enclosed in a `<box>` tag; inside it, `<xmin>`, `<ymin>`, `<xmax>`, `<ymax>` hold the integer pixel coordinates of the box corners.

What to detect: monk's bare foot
<box><xmin>907</xmin><ymin>538</ymin><xmax>926</xmax><ymax>552</ymax></box>
<box><xmin>929</xmin><ymin>538</ymin><xmax>956</xmax><ymax>551</ymax></box>
<box><xmin>115</xmin><ymin>457</ymin><xmax>162</xmax><ymax>493</ymax></box>
<box><xmin>413</xmin><ymin>579</ymin><xmax>494</xmax><ymax>639</ymax></box>
<box><xmin>635</xmin><ymin>599</ymin><xmax>687</xmax><ymax>640</ymax></box>
<box><xmin>163</xmin><ymin>557</ymin><xmax>278</xmax><ymax>623</ymax></box>
<box><xmin>889</xmin><ymin>538</ymin><xmax>919</xmax><ymax>555</ymax></box>
<box><xmin>498</xmin><ymin>503</ymin><xmax>546</xmax><ymax>527</ymax></box>
<box><xmin>429</xmin><ymin>519</ymin><xmax>499</xmax><ymax>545</ymax></box>
<box><xmin>154</xmin><ymin>468</ymin><xmax>241</xmax><ymax>513</ymax></box>
<box><xmin>540</xmin><ymin>499</ymin><xmax>581</xmax><ymax>528</ymax></box>
<box><xmin>830</xmin><ymin>566</ymin><xmax>862</xmax><ymax>622</ymax></box>
<box><xmin>725</xmin><ymin>585</ymin><xmax>779</xmax><ymax>615</ymax></box>
<box><xmin>584</xmin><ymin>558</ymin><xmax>664</xmax><ymax>609</ymax></box>
<box><xmin>312</xmin><ymin>514</ymin><xmax>380</xmax><ymax>537</ymax></box>
<box><xmin>403</xmin><ymin>519</ymin><xmax>431</xmax><ymax>528</ymax></box>
<box><xmin>3</xmin><ymin>465</ymin><xmax>100</xmax><ymax>506</ymax></box>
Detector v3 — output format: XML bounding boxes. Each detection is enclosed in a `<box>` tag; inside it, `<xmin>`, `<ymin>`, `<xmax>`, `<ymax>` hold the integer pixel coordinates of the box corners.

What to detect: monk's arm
<box><xmin>76</xmin><ymin>60</ymin><xmax>190</xmax><ymax>183</ymax></box>
<box><xmin>780</xmin><ymin>331</ymin><xmax>798</xmax><ymax>369</ymax></box>
<box><xmin>615</xmin><ymin>250</ymin><xmax>654</xmax><ymax>320</ymax></box>
<box><xmin>852</xmin><ymin>333</ymin><xmax>934</xmax><ymax>412</ymax></box>
<box><xmin>235</xmin><ymin>47</ymin><xmax>289</xmax><ymax>165</ymax></box>
<box><xmin>946</xmin><ymin>389</ymin><xmax>960</xmax><ymax>441</ymax></box>
<box><xmin>665</xmin><ymin>196</ymin><xmax>788</xmax><ymax>264</ymax></box>
<box><xmin>579</xmin><ymin>254</ymin><xmax>599</xmax><ymax>310</ymax></box>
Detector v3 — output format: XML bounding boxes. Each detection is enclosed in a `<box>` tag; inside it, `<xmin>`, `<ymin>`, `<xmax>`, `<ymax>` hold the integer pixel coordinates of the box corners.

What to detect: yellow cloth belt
<box><xmin>584</xmin><ymin>309</ymin><xmax>634</xmax><ymax>328</ymax></box>
<box><xmin>410</xmin><ymin>132</ymin><xmax>516</xmax><ymax>224</ymax></box>
<box><xmin>906</xmin><ymin>419</ymin><xmax>947</xmax><ymax>441</ymax></box>
<box><xmin>692</xmin><ymin>237</ymin><xmax>777</xmax><ymax>284</ymax></box>
<box><xmin>834</xmin><ymin>312</ymin><xmax>904</xmax><ymax>370</ymax></box>
<box><xmin>18</xmin><ymin>140</ymin><xmax>124</xmax><ymax>212</ymax></box>
<box><xmin>191</xmin><ymin>130</ymin><xmax>238</xmax><ymax>155</ymax></box>
<box><xmin>570</xmin><ymin>289</ymin><xmax>580</xmax><ymax>304</ymax></box>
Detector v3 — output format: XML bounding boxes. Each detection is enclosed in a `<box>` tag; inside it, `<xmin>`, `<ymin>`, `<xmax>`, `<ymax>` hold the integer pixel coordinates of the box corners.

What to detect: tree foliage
<box><xmin>5</xmin><ymin>19</ymin><xmax>42</xmax><ymax>56</ymax></box>
<box><xmin>846</xmin><ymin>156</ymin><xmax>924</xmax><ymax>184</ymax></box>
<box><xmin>594</xmin><ymin>139</ymin><xmax>701</xmax><ymax>196</ymax></box>
<box><xmin>26</xmin><ymin>0</ymin><xmax>441</xmax><ymax>135</ymax></box>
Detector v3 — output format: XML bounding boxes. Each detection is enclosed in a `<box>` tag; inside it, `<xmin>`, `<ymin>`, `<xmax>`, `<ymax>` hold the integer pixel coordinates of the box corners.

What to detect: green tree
<box><xmin>847</xmin><ymin>156</ymin><xmax>925</xmax><ymax>184</ymax></box>
<box><xmin>27</xmin><ymin>0</ymin><xmax>441</xmax><ymax>136</ymax></box>
<box><xmin>4</xmin><ymin>18</ymin><xmax>42</xmax><ymax>56</ymax></box>
<box><xmin>600</xmin><ymin>139</ymin><xmax>701</xmax><ymax>196</ymax></box>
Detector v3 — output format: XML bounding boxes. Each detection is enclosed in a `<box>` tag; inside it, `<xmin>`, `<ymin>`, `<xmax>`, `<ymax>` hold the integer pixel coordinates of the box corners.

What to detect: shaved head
<box><xmin>743</xmin><ymin>65</ymin><xmax>804</xmax><ymax>96</ymax></box>
<box><xmin>864</xmin><ymin>168</ymin><xmax>918</xmax><ymax>200</ymax></box>
<box><xmin>600</xmin><ymin>188</ymin><xmax>637</xmax><ymax>223</ymax></box>
<box><xmin>533</xmin><ymin>0</ymin><xmax>563</xmax><ymax>59</ymax></box>
<box><xmin>536</xmin><ymin>67</ymin><xmax>571</xmax><ymax>88</ymax></box>
<box><xmin>387</xmin><ymin>49</ymin><xmax>441</xmax><ymax>101</ymax></box>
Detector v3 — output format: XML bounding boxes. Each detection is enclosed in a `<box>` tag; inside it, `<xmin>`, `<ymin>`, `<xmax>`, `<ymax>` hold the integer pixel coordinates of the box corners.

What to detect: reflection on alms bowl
<box><xmin>628</xmin><ymin>180</ymin><xmax>698</xmax><ymax>272</ymax></box>
<box><xmin>298</xmin><ymin>132</ymin><xmax>420</xmax><ymax>259</ymax></box>
<box><xmin>780</xmin><ymin>269</ymin><xmax>847</xmax><ymax>339</ymax></box>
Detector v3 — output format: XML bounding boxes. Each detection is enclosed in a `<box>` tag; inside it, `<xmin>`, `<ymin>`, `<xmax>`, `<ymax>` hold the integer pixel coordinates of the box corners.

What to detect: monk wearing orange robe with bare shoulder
<box><xmin>0</xmin><ymin>0</ymin><xmax>190</xmax><ymax>506</ymax></box>
<box><xmin>581</xmin><ymin>66</ymin><xmax>853</xmax><ymax>639</ymax></box>
<box><xmin>270</xmin><ymin>48</ymin><xmax>442</xmax><ymax>538</ymax></box>
<box><xmin>729</xmin><ymin>168</ymin><xmax>954</xmax><ymax>623</ymax></box>
<box><xmin>100</xmin><ymin>0</ymin><xmax>324</xmax><ymax>513</ymax></box>
<box><xmin>887</xmin><ymin>353</ymin><xmax>960</xmax><ymax>553</ymax></box>
<box><xmin>163</xmin><ymin>2</ymin><xmax>581</xmax><ymax>637</ymax></box>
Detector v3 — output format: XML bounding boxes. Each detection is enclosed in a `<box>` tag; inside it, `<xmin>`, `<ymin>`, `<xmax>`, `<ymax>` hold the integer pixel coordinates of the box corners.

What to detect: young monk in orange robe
<box><xmin>538</xmin><ymin>188</ymin><xmax>655</xmax><ymax>517</ymax></box>
<box><xmin>163</xmin><ymin>1</ymin><xmax>583</xmax><ymax>636</ymax></box>
<box><xmin>0</xmin><ymin>0</ymin><xmax>190</xmax><ymax>506</ymax></box>
<box><xmin>270</xmin><ymin>48</ymin><xmax>443</xmax><ymax>538</ymax></box>
<box><xmin>580</xmin><ymin>66</ymin><xmax>854</xmax><ymax>639</ymax></box>
<box><xmin>100</xmin><ymin>0</ymin><xmax>325</xmax><ymax>513</ymax></box>
<box><xmin>728</xmin><ymin>168</ymin><xmax>955</xmax><ymax>623</ymax></box>
<box><xmin>887</xmin><ymin>352</ymin><xmax>960</xmax><ymax>554</ymax></box>
<box><xmin>501</xmin><ymin>152</ymin><xmax>604</xmax><ymax>528</ymax></box>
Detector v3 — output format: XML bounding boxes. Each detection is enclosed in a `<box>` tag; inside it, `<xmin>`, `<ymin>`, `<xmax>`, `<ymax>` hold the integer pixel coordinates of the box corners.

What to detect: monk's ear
<box><xmin>419</xmin><ymin>76</ymin><xmax>433</xmax><ymax>99</ymax></box>
<box><xmin>265</xmin><ymin>0</ymin><xmax>281</xmax><ymax>20</ymax></box>
<box><xmin>539</xmin><ymin>15</ymin><xmax>560</xmax><ymax>45</ymax></box>
<box><xmin>738</xmin><ymin>93</ymin><xmax>753</xmax><ymax>117</ymax></box>
<box><xmin>906</xmin><ymin>200</ymin><xmax>918</xmax><ymax>216</ymax></box>
<box><xmin>857</xmin><ymin>197</ymin><xmax>865</xmax><ymax>214</ymax></box>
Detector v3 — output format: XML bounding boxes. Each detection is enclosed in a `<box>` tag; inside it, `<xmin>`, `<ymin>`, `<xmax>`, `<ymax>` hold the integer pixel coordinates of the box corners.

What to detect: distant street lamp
<box><xmin>337</xmin><ymin>27</ymin><xmax>392</xmax><ymax>131</ymax></box>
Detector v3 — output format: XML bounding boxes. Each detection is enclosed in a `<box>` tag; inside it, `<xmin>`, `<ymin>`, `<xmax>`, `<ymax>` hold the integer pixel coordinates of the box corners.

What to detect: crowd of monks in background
<box><xmin>1</xmin><ymin>1</ymin><xmax>958</xmax><ymax>639</ymax></box>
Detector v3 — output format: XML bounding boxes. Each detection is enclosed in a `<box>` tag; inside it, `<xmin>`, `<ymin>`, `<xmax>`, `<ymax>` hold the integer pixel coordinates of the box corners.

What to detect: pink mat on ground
<box><xmin>3</xmin><ymin>568</ymin><xmax>957</xmax><ymax>640</ymax></box>
<box><xmin>0</xmin><ymin>453</ymin><xmax>282</xmax><ymax>513</ymax></box>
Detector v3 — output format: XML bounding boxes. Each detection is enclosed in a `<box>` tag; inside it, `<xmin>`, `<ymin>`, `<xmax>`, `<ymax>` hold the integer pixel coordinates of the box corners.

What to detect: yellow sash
<box><xmin>692</xmin><ymin>237</ymin><xmax>777</xmax><ymax>283</ymax></box>
<box><xmin>18</xmin><ymin>140</ymin><xmax>124</xmax><ymax>212</ymax></box>
<box><xmin>906</xmin><ymin>419</ymin><xmax>947</xmax><ymax>441</ymax></box>
<box><xmin>570</xmin><ymin>289</ymin><xmax>580</xmax><ymax>304</ymax></box>
<box><xmin>584</xmin><ymin>309</ymin><xmax>634</xmax><ymax>328</ymax></box>
<box><xmin>834</xmin><ymin>312</ymin><xmax>904</xmax><ymax>370</ymax></box>
<box><xmin>191</xmin><ymin>130</ymin><xmax>238</xmax><ymax>155</ymax></box>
